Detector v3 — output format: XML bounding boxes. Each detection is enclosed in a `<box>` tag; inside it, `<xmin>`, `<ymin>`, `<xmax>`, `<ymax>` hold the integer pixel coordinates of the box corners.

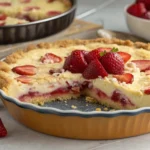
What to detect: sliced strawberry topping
<box><xmin>127</xmin><ymin>3</ymin><xmax>147</xmax><ymax>17</ymax></box>
<box><xmin>85</xmin><ymin>48</ymin><xmax>111</xmax><ymax>63</ymax></box>
<box><xmin>24</xmin><ymin>6</ymin><xmax>40</xmax><ymax>11</ymax></box>
<box><xmin>0</xmin><ymin>2</ymin><xmax>11</xmax><ymax>6</ymax></box>
<box><xmin>41</xmin><ymin>53</ymin><xmax>62</xmax><ymax>64</ymax></box>
<box><xmin>111</xmin><ymin>90</ymin><xmax>134</xmax><ymax>106</ymax></box>
<box><xmin>17</xmin><ymin>14</ymin><xmax>33</xmax><ymax>21</ymax></box>
<box><xmin>0</xmin><ymin>14</ymin><xmax>6</xmax><ymax>20</ymax></box>
<box><xmin>12</xmin><ymin>65</ymin><xmax>36</xmax><ymax>76</ymax></box>
<box><xmin>0</xmin><ymin>119</ymin><xmax>7</xmax><ymax>138</ymax></box>
<box><xmin>47</xmin><ymin>11</ymin><xmax>61</xmax><ymax>16</ymax></box>
<box><xmin>20</xmin><ymin>0</ymin><xmax>31</xmax><ymax>3</ymax></box>
<box><xmin>113</xmin><ymin>73</ymin><xmax>134</xmax><ymax>84</ymax></box>
<box><xmin>132</xmin><ymin>60</ymin><xmax>150</xmax><ymax>71</ymax></box>
<box><xmin>100</xmin><ymin>52</ymin><xmax>124</xmax><ymax>74</ymax></box>
<box><xmin>15</xmin><ymin>76</ymin><xmax>32</xmax><ymax>84</ymax></box>
<box><xmin>63</xmin><ymin>50</ymin><xmax>88</xmax><ymax>73</ymax></box>
<box><xmin>83</xmin><ymin>59</ymin><xmax>108</xmax><ymax>79</ymax></box>
<box><xmin>117</xmin><ymin>52</ymin><xmax>131</xmax><ymax>63</ymax></box>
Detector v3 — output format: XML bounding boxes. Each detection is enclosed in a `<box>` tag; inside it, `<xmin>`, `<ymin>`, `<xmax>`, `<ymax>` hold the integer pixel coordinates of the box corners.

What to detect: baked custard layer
<box><xmin>1</xmin><ymin>38</ymin><xmax>150</xmax><ymax>110</ymax></box>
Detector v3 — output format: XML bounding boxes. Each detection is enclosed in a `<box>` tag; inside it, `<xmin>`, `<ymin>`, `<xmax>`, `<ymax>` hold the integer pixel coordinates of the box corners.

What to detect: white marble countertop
<box><xmin>1</xmin><ymin>0</ymin><xmax>150</xmax><ymax>150</ymax></box>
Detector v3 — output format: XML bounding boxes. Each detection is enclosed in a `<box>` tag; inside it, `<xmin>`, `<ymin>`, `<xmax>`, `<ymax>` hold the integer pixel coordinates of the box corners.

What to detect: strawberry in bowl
<box><xmin>125</xmin><ymin>0</ymin><xmax>150</xmax><ymax>41</ymax></box>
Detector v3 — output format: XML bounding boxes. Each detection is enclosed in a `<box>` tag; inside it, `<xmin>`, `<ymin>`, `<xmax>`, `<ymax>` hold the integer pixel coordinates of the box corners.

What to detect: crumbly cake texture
<box><xmin>1</xmin><ymin>38</ymin><xmax>150</xmax><ymax>110</ymax></box>
<box><xmin>0</xmin><ymin>0</ymin><xmax>71</xmax><ymax>26</ymax></box>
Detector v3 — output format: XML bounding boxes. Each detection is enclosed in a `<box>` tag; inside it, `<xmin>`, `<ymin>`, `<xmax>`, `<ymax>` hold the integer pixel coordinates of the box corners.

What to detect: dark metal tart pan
<box><xmin>0</xmin><ymin>0</ymin><xmax>76</xmax><ymax>44</ymax></box>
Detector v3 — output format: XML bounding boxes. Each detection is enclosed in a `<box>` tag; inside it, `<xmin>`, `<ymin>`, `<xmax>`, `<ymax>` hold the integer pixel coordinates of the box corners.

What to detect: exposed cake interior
<box><xmin>1</xmin><ymin>39</ymin><xmax>150</xmax><ymax>110</ymax></box>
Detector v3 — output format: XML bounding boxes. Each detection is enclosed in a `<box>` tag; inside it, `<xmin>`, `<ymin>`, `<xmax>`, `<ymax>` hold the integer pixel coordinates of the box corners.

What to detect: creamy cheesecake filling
<box><xmin>8</xmin><ymin>77</ymin><xmax>136</xmax><ymax>108</ymax></box>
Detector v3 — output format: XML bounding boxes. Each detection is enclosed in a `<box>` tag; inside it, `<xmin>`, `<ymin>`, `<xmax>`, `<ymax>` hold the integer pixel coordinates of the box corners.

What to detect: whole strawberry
<box><xmin>83</xmin><ymin>59</ymin><xmax>108</xmax><ymax>79</ymax></box>
<box><xmin>127</xmin><ymin>2</ymin><xmax>147</xmax><ymax>17</ymax></box>
<box><xmin>136</xmin><ymin>0</ymin><xmax>150</xmax><ymax>10</ymax></box>
<box><xmin>100</xmin><ymin>51</ymin><xmax>124</xmax><ymax>75</ymax></box>
<box><xmin>85</xmin><ymin>48</ymin><xmax>111</xmax><ymax>63</ymax></box>
<box><xmin>0</xmin><ymin>119</ymin><xmax>7</xmax><ymax>137</ymax></box>
<box><xmin>63</xmin><ymin>50</ymin><xmax>88</xmax><ymax>73</ymax></box>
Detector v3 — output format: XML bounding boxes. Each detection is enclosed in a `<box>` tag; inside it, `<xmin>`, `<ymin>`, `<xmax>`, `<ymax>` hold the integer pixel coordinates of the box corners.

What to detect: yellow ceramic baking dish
<box><xmin>1</xmin><ymin>90</ymin><xmax>150</xmax><ymax>140</ymax></box>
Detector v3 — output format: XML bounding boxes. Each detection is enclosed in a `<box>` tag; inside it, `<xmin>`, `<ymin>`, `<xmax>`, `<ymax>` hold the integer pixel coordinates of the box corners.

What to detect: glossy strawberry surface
<box><xmin>100</xmin><ymin>52</ymin><xmax>124</xmax><ymax>74</ymax></box>
<box><xmin>83</xmin><ymin>59</ymin><xmax>108</xmax><ymax>79</ymax></box>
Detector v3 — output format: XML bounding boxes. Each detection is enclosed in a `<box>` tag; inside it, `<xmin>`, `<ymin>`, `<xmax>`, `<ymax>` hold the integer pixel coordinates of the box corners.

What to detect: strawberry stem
<box><xmin>111</xmin><ymin>47</ymin><xmax>119</xmax><ymax>52</ymax></box>
<box><xmin>100</xmin><ymin>51</ymin><xmax>107</xmax><ymax>57</ymax></box>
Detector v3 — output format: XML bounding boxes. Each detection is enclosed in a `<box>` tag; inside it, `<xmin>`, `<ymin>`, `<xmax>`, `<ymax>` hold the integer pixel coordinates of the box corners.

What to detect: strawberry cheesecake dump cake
<box><xmin>1</xmin><ymin>38</ymin><xmax>150</xmax><ymax>110</ymax></box>
<box><xmin>0</xmin><ymin>0</ymin><xmax>71</xmax><ymax>26</ymax></box>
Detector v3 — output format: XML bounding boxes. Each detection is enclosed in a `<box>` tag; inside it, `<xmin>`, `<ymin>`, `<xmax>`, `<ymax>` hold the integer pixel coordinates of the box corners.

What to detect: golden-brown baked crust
<box><xmin>4</xmin><ymin>38</ymin><xmax>150</xmax><ymax>64</ymax></box>
<box><xmin>1</xmin><ymin>38</ymin><xmax>150</xmax><ymax>94</ymax></box>
<box><xmin>31</xmin><ymin>38</ymin><xmax>150</xmax><ymax>50</ymax></box>
<box><xmin>0</xmin><ymin>71</ymin><xmax>12</xmax><ymax>92</ymax></box>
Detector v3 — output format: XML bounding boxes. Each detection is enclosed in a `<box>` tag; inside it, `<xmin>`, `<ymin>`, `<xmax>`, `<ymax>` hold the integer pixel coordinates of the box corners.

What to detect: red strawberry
<box><xmin>144</xmin><ymin>88</ymin><xmax>150</xmax><ymax>94</ymax></box>
<box><xmin>136</xmin><ymin>0</ymin><xmax>150</xmax><ymax>10</ymax></box>
<box><xmin>17</xmin><ymin>14</ymin><xmax>33</xmax><ymax>22</ymax></box>
<box><xmin>0</xmin><ymin>2</ymin><xmax>11</xmax><ymax>6</ymax></box>
<box><xmin>24</xmin><ymin>6</ymin><xmax>40</xmax><ymax>11</ymax></box>
<box><xmin>83</xmin><ymin>59</ymin><xmax>108</xmax><ymax>79</ymax></box>
<box><xmin>0</xmin><ymin>14</ymin><xmax>6</xmax><ymax>20</ymax></box>
<box><xmin>20</xmin><ymin>0</ymin><xmax>31</xmax><ymax>3</ymax></box>
<box><xmin>100</xmin><ymin>52</ymin><xmax>124</xmax><ymax>74</ymax></box>
<box><xmin>0</xmin><ymin>119</ymin><xmax>7</xmax><ymax>137</ymax></box>
<box><xmin>15</xmin><ymin>76</ymin><xmax>32</xmax><ymax>84</ymax></box>
<box><xmin>142</xmin><ymin>11</ymin><xmax>150</xmax><ymax>19</ymax></box>
<box><xmin>85</xmin><ymin>48</ymin><xmax>111</xmax><ymax>63</ymax></box>
<box><xmin>132</xmin><ymin>60</ymin><xmax>150</xmax><ymax>71</ymax></box>
<box><xmin>111</xmin><ymin>90</ymin><xmax>133</xmax><ymax>106</ymax></box>
<box><xmin>144</xmin><ymin>87</ymin><xmax>150</xmax><ymax>94</ymax></box>
<box><xmin>47</xmin><ymin>11</ymin><xmax>61</xmax><ymax>16</ymax></box>
<box><xmin>12</xmin><ymin>65</ymin><xmax>36</xmax><ymax>76</ymax></box>
<box><xmin>113</xmin><ymin>73</ymin><xmax>134</xmax><ymax>84</ymax></box>
<box><xmin>117</xmin><ymin>52</ymin><xmax>131</xmax><ymax>63</ymax></box>
<box><xmin>127</xmin><ymin>3</ymin><xmax>147</xmax><ymax>17</ymax></box>
<box><xmin>41</xmin><ymin>53</ymin><xmax>62</xmax><ymax>64</ymax></box>
<box><xmin>63</xmin><ymin>50</ymin><xmax>88</xmax><ymax>73</ymax></box>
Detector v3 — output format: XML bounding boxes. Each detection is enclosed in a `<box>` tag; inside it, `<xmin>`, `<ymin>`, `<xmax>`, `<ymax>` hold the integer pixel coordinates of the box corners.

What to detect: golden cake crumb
<box><xmin>95</xmin><ymin>108</ymin><xmax>101</xmax><ymax>111</ymax></box>
<box><xmin>86</xmin><ymin>96</ymin><xmax>97</xmax><ymax>103</ymax></box>
<box><xmin>71</xmin><ymin>105</ymin><xmax>77</xmax><ymax>109</ymax></box>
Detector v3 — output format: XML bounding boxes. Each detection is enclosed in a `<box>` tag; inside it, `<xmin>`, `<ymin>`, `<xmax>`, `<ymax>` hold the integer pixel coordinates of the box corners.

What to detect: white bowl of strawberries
<box><xmin>125</xmin><ymin>0</ymin><xmax>150</xmax><ymax>41</ymax></box>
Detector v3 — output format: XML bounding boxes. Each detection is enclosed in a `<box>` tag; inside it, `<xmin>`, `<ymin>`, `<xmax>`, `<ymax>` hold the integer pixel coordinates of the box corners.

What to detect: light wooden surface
<box><xmin>1</xmin><ymin>0</ymin><xmax>150</xmax><ymax>150</ymax></box>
